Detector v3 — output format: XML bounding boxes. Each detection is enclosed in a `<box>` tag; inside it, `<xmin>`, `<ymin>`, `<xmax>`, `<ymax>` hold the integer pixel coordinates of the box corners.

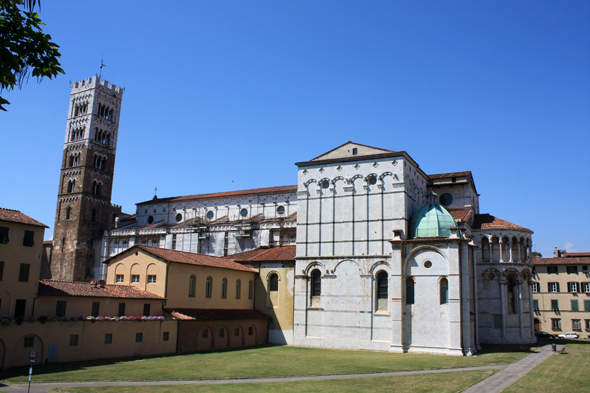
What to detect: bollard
<box><xmin>552</xmin><ymin>343</ymin><xmax>556</xmax><ymax>352</ymax></box>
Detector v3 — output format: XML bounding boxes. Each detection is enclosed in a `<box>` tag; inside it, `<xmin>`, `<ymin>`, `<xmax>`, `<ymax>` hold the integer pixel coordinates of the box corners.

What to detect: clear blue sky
<box><xmin>2</xmin><ymin>0</ymin><xmax>589</xmax><ymax>258</ymax></box>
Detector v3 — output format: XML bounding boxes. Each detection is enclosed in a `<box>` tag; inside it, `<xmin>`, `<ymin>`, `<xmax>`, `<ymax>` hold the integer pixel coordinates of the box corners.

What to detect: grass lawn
<box><xmin>1</xmin><ymin>344</ymin><xmax>528</xmax><ymax>383</ymax></box>
<box><xmin>52</xmin><ymin>369</ymin><xmax>496</xmax><ymax>393</ymax></box>
<box><xmin>503</xmin><ymin>350</ymin><xmax>590</xmax><ymax>393</ymax></box>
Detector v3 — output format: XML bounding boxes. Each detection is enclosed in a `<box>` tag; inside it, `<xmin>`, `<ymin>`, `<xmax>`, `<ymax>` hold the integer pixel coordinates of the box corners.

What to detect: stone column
<box><xmin>499</xmin><ymin>277</ymin><xmax>507</xmax><ymax>339</ymax></box>
<box><xmin>489</xmin><ymin>236</ymin><xmax>493</xmax><ymax>262</ymax></box>
<box><xmin>517</xmin><ymin>278</ymin><xmax>523</xmax><ymax>338</ymax></box>
<box><xmin>508</xmin><ymin>238</ymin><xmax>513</xmax><ymax>262</ymax></box>
<box><xmin>499</xmin><ymin>238</ymin><xmax>504</xmax><ymax>263</ymax></box>
<box><xmin>516</xmin><ymin>241</ymin><xmax>521</xmax><ymax>262</ymax></box>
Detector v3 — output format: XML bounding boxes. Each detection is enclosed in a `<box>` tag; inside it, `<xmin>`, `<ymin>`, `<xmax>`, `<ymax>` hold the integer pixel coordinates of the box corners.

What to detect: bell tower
<box><xmin>51</xmin><ymin>76</ymin><xmax>124</xmax><ymax>281</ymax></box>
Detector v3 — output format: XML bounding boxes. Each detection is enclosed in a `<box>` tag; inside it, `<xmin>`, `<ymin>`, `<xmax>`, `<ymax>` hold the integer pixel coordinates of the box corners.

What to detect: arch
<box><xmin>267</xmin><ymin>272</ymin><xmax>279</xmax><ymax>291</ymax></box>
<box><xmin>245</xmin><ymin>324</ymin><xmax>257</xmax><ymax>346</ymax></box>
<box><xmin>221</xmin><ymin>278</ymin><xmax>228</xmax><ymax>299</ymax></box>
<box><xmin>331</xmin><ymin>175</ymin><xmax>345</xmax><ymax>184</ymax></box>
<box><xmin>303</xmin><ymin>178</ymin><xmax>317</xmax><ymax>187</ymax></box>
<box><xmin>12</xmin><ymin>334</ymin><xmax>43</xmax><ymax>366</ymax></box>
<box><xmin>402</xmin><ymin>245</ymin><xmax>448</xmax><ymax>274</ymax></box>
<box><xmin>333</xmin><ymin>259</ymin><xmax>360</xmax><ymax>273</ymax></box>
<box><xmin>369</xmin><ymin>260</ymin><xmax>391</xmax><ymax>274</ymax></box>
<box><xmin>130</xmin><ymin>263</ymin><xmax>141</xmax><ymax>283</ymax></box>
<box><xmin>481</xmin><ymin>268</ymin><xmax>501</xmax><ymax>280</ymax></box>
<box><xmin>235</xmin><ymin>279</ymin><xmax>241</xmax><ymax>299</ymax></box>
<box><xmin>364</xmin><ymin>173</ymin><xmax>378</xmax><ymax>182</ymax></box>
<box><xmin>188</xmin><ymin>275</ymin><xmax>196</xmax><ymax>297</ymax></box>
<box><xmin>439</xmin><ymin>277</ymin><xmax>449</xmax><ymax>304</ymax></box>
<box><xmin>146</xmin><ymin>263</ymin><xmax>157</xmax><ymax>278</ymax></box>
<box><xmin>215</xmin><ymin>325</ymin><xmax>229</xmax><ymax>350</ymax></box>
<box><xmin>205</xmin><ymin>276</ymin><xmax>212</xmax><ymax>298</ymax></box>
<box><xmin>378</xmin><ymin>171</ymin><xmax>394</xmax><ymax>180</ymax></box>
<box><xmin>310</xmin><ymin>269</ymin><xmax>322</xmax><ymax>297</ymax></box>
<box><xmin>198</xmin><ymin>326</ymin><xmax>212</xmax><ymax>351</ymax></box>
<box><xmin>406</xmin><ymin>277</ymin><xmax>415</xmax><ymax>305</ymax></box>
<box><xmin>303</xmin><ymin>261</ymin><xmax>325</xmax><ymax>275</ymax></box>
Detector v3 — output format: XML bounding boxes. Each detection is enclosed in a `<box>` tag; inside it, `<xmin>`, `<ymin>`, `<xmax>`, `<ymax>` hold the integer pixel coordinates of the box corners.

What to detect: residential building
<box><xmin>532</xmin><ymin>248</ymin><xmax>590</xmax><ymax>337</ymax></box>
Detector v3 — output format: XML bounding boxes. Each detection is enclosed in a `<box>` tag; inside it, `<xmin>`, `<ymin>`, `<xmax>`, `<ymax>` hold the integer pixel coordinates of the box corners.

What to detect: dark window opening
<box><xmin>105</xmin><ymin>333</ymin><xmax>112</xmax><ymax>344</ymax></box>
<box><xmin>56</xmin><ymin>301</ymin><xmax>67</xmax><ymax>317</ymax></box>
<box><xmin>14</xmin><ymin>299</ymin><xmax>26</xmax><ymax>317</ymax></box>
<box><xmin>18</xmin><ymin>263</ymin><xmax>30</xmax><ymax>282</ymax></box>
<box><xmin>163</xmin><ymin>332</ymin><xmax>169</xmax><ymax>341</ymax></box>
<box><xmin>406</xmin><ymin>278</ymin><xmax>415</xmax><ymax>305</ymax></box>
<box><xmin>0</xmin><ymin>227</ymin><xmax>8</xmax><ymax>243</ymax></box>
<box><xmin>136</xmin><ymin>332</ymin><xmax>143</xmax><ymax>343</ymax></box>
<box><xmin>91</xmin><ymin>302</ymin><xmax>100</xmax><ymax>316</ymax></box>
<box><xmin>23</xmin><ymin>230</ymin><xmax>34</xmax><ymax>247</ymax></box>
<box><xmin>269</xmin><ymin>274</ymin><xmax>279</xmax><ymax>291</ymax></box>
<box><xmin>143</xmin><ymin>304</ymin><xmax>151</xmax><ymax>316</ymax></box>
<box><xmin>118</xmin><ymin>302</ymin><xmax>126</xmax><ymax>317</ymax></box>
<box><xmin>69</xmin><ymin>335</ymin><xmax>78</xmax><ymax>346</ymax></box>
<box><xmin>23</xmin><ymin>336</ymin><xmax>34</xmax><ymax>348</ymax></box>
<box><xmin>202</xmin><ymin>328</ymin><xmax>208</xmax><ymax>339</ymax></box>
<box><xmin>377</xmin><ymin>271</ymin><xmax>388</xmax><ymax>299</ymax></box>
<box><xmin>311</xmin><ymin>269</ymin><xmax>321</xmax><ymax>297</ymax></box>
<box><xmin>440</xmin><ymin>277</ymin><xmax>449</xmax><ymax>304</ymax></box>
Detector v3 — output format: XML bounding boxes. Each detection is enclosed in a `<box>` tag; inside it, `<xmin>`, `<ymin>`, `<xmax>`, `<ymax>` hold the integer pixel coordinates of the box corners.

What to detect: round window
<box><xmin>206</xmin><ymin>211</ymin><xmax>214</xmax><ymax>220</ymax></box>
<box><xmin>322</xmin><ymin>181</ymin><xmax>330</xmax><ymax>189</ymax></box>
<box><xmin>176</xmin><ymin>213</ymin><xmax>182</xmax><ymax>222</ymax></box>
<box><xmin>147</xmin><ymin>215</ymin><xmax>154</xmax><ymax>224</ymax></box>
<box><xmin>424</xmin><ymin>260</ymin><xmax>432</xmax><ymax>269</ymax></box>
<box><xmin>439</xmin><ymin>193</ymin><xmax>453</xmax><ymax>206</ymax></box>
<box><xmin>369</xmin><ymin>177</ymin><xmax>377</xmax><ymax>185</ymax></box>
<box><xmin>277</xmin><ymin>206</ymin><xmax>285</xmax><ymax>215</ymax></box>
<box><xmin>240</xmin><ymin>208</ymin><xmax>248</xmax><ymax>217</ymax></box>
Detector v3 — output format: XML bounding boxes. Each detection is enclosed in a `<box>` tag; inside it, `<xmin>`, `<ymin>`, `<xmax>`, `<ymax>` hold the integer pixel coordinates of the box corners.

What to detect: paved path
<box><xmin>463</xmin><ymin>345</ymin><xmax>556</xmax><ymax>393</ymax></box>
<box><xmin>0</xmin><ymin>345</ymin><xmax>558</xmax><ymax>393</ymax></box>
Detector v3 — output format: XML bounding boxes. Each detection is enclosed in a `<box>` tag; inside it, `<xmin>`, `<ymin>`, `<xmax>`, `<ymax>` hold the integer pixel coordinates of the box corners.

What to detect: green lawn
<box><xmin>1</xmin><ymin>345</ymin><xmax>528</xmax><ymax>383</ymax></box>
<box><xmin>52</xmin><ymin>370</ymin><xmax>496</xmax><ymax>393</ymax></box>
<box><xmin>503</xmin><ymin>350</ymin><xmax>590</xmax><ymax>393</ymax></box>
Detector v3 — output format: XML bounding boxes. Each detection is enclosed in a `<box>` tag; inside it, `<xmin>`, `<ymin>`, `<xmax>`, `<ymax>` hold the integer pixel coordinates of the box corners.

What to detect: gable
<box><xmin>309</xmin><ymin>141</ymin><xmax>392</xmax><ymax>161</ymax></box>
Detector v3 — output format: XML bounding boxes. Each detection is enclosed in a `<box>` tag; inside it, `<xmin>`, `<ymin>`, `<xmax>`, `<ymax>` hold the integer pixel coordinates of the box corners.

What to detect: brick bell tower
<box><xmin>51</xmin><ymin>76</ymin><xmax>124</xmax><ymax>281</ymax></box>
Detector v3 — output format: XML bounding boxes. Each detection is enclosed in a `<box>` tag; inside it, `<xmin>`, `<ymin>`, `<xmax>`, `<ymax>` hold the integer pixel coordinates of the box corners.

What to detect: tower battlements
<box><xmin>71</xmin><ymin>76</ymin><xmax>124</xmax><ymax>97</ymax></box>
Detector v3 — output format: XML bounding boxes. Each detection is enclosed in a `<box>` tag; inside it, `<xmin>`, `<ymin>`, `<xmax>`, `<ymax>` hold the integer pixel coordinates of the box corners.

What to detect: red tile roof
<box><xmin>38</xmin><ymin>280</ymin><xmax>165</xmax><ymax>299</ymax></box>
<box><xmin>472</xmin><ymin>214</ymin><xmax>531</xmax><ymax>232</ymax></box>
<box><xmin>130</xmin><ymin>245</ymin><xmax>257</xmax><ymax>273</ymax></box>
<box><xmin>0</xmin><ymin>208</ymin><xmax>48</xmax><ymax>228</ymax></box>
<box><xmin>137</xmin><ymin>185</ymin><xmax>298</xmax><ymax>206</ymax></box>
<box><xmin>533</xmin><ymin>257</ymin><xmax>590</xmax><ymax>265</ymax></box>
<box><xmin>226</xmin><ymin>246</ymin><xmax>296</xmax><ymax>262</ymax></box>
<box><xmin>448</xmin><ymin>209</ymin><xmax>473</xmax><ymax>223</ymax></box>
<box><xmin>428</xmin><ymin>171</ymin><xmax>472</xmax><ymax>180</ymax></box>
<box><xmin>166</xmin><ymin>308</ymin><xmax>271</xmax><ymax>321</ymax></box>
<box><xmin>563</xmin><ymin>252</ymin><xmax>590</xmax><ymax>258</ymax></box>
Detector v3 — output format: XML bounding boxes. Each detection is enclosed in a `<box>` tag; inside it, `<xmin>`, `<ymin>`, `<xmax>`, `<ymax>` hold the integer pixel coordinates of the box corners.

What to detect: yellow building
<box><xmin>226</xmin><ymin>246</ymin><xmax>295</xmax><ymax>345</ymax></box>
<box><xmin>532</xmin><ymin>249</ymin><xmax>590</xmax><ymax>338</ymax></box>
<box><xmin>0</xmin><ymin>208</ymin><xmax>48</xmax><ymax>317</ymax></box>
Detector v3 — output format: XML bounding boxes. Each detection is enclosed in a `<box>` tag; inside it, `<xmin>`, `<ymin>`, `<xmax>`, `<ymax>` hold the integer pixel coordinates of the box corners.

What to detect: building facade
<box><xmin>532</xmin><ymin>248</ymin><xmax>590</xmax><ymax>337</ymax></box>
<box><xmin>51</xmin><ymin>76</ymin><xmax>124</xmax><ymax>281</ymax></box>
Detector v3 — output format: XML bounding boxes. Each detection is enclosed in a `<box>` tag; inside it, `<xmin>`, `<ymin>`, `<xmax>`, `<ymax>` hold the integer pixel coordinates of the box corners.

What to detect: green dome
<box><xmin>409</xmin><ymin>192</ymin><xmax>457</xmax><ymax>238</ymax></box>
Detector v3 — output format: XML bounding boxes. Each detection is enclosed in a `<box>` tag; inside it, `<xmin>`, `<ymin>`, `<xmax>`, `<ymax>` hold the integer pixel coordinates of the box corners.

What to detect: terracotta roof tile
<box><xmin>38</xmin><ymin>280</ymin><xmax>164</xmax><ymax>299</ymax></box>
<box><xmin>472</xmin><ymin>214</ymin><xmax>531</xmax><ymax>232</ymax></box>
<box><xmin>428</xmin><ymin>171</ymin><xmax>472</xmax><ymax>180</ymax></box>
<box><xmin>448</xmin><ymin>209</ymin><xmax>473</xmax><ymax>223</ymax></box>
<box><xmin>137</xmin><ymin>185</ymin><xmax>297</xmax><ymax>206</ymax></box>
<box><xmin>563</xmin><ymin>252</ymin><xmax>590</xmax><ymax>258</ymax></box>
<box><xmin>166</xmin><ymin>308</ymin><xmax>271</xmax><ymax>321</ymax></box>
<box><xmin>0</xmin><ymin>208</ymin><xmax>48</xmax><ymax>228</ymax></box>
<box><xmin>226</xmin><ymin>246</ymin><xmax>296</xmax><ymax>262</ymax></box>
<box><xmin>533</xmin><ymin>257</ymin><xmax>590</xmax><ymax>265</ymax></box>
<box><xmin>130</xmin><ymin>245</ymin><xmax>257</xmax><ymax>273</ymax></box>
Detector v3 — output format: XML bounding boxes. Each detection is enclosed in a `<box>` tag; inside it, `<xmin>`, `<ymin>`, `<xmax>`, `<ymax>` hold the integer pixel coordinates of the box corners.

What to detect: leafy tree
<box><xmin>532</xmin><ymin>251</ymin><xmax>542</xmax><ymax>258</ymax></box>
<box><xmin>0</xmin><ymin>0</ymin><xmax>64</xmax><ymax>111</ymax></box>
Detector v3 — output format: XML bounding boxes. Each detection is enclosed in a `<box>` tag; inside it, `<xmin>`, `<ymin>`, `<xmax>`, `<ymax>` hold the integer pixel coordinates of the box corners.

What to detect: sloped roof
<box><xmin>472</xmin><ymin>214</ymin><xmax>532</xmax><ymax>232</ymax></box>
<box><xmin>226</xmin><ymin>246</ymin><xmax>296</xmax><ymax>262</ymax></box>
<box><xmin>308</xmin><ymin>141</ymin><xmax>393</xmax><ymax>161</ymax></box>
<box><xmin>533</xmin><ymin>257</ymin><xmax>590</xmax><ymax>265</ymax></box>
<box><xmin>38</xmin><ymin>280</ymin><xmax>164</xmax><ymax>299</ymax></box>
<box><xmin>121</xmin><ymin>245</ymin><xmax>257</xmax><ymax>273</ymax></box>
<box><xmin>0</xmin><ymin>208</ymin><xmax>48</xmax><ymax>228</ymax></box>
<box><xmin>137</xmin><ymin>185</ymin><xmax>297</xmax><ymax>206</ymax></box>
<box><xmin>167</xmin><ymin>308</ymin><xmax>271</xmax><ymax>321</ymax></box>
<box><xmin>428</xmin><ymin>171</ymin><xmax>472</xmax><ymax>180</ymax></box>
<box><xmin>563</xmin><ymin>252</ymin><xmax>590</xmax><ymax>258</ymax></box>
<box><xmin>448</xmin><ymin>208</ymin><xmax>473</xmax><ymax>223</ymax></box>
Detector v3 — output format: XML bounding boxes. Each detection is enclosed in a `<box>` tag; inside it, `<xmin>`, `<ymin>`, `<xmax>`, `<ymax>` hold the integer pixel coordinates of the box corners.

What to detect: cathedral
<box><xmin>50</xmin><ymin>77</ymin><xmax>536</xmax><ymax>355</ymax></box>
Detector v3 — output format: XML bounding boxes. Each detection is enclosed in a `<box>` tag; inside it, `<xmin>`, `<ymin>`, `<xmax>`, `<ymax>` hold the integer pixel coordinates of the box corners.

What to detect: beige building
<box><xmin>0</xmin><ymin>208</ymin><xmax>48</xmax><ymax>318</ymax></box>
<box><xmin>532</xmin><ymin>248</ymin><xmax>590</xmax><ymax>338</ymax></box>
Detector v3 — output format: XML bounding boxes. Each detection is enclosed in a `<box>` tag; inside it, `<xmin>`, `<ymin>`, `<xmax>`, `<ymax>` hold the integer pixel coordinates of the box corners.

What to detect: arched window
<box><xmin>311</xmin><ymin>269</ymin><xmax>321</xmax><ymax>297</ymax></box>
<box><xmin>440</xmin><ymin>277</ymin><xmax>449</xmax><ymax>304</ymax></box>
<box><xmin>507</xmin><ymin>276</ymin><xmax>517</xmax><ymax>314</ymax></box>
<box><xmin>248</xmin><ymin>280</ymin><xmax>253</xmax><ymax>300</ymax></box>
<box><xmin>221</xmin><ymin>278</ymin><xmax>227</xmax><ymax>299</ymax></box>
<box><xmin>205</xmin><ymin>276</ymin><xmax>212</xmax><ymax>298</ymax></box>
<box><xmin>235</xmin><ymin>279</ymin><xmax>241</xmax><ymax>299</ymax></box>
<box><xmin>406</xmin><ymin>277</ymin><xmax>415</xmax><ymax>305</ymax></box>
<box><xmin>188</xmin><ymin>275</ymin><xmax>196</xmax><ymax>298</ymax></box>
<box><xmin>377</xmin><ymin>271</ymin><xmax>388</xmax><ymax>299</ymax></box>
<box><xmin>269</xmin><ymin>273</ymin><xmax>279</xmax><ymax>292</ymax></box>
<box><xmin>67</xmin><ymin>180</ymin><xmax>75</xmax><ymax>193</ymax></box>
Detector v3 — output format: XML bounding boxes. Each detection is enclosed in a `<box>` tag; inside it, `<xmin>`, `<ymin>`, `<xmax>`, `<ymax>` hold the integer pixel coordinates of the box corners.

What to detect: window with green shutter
<box><xmin>571</xmin><ymin>300</ymin><xmax>579</xmax><ymax>311</ymax></box>
<box><xmin>533</xmin><ymin>299</ymin><xmax>539</xmax><ymax>311</ymax></box>
<box><xmin>551</xmin><ymin>300</ymin><xmax>559</xmax><ymax>311</ymax></box>
<box><xmin>584</xmin><ymin>300</ymin><xmax>590</xmax><ymax>312</ymax></box>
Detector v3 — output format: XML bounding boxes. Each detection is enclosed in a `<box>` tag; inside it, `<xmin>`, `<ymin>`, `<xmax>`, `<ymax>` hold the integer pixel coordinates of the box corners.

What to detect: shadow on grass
<box><xmin>0</xmin><ymin>344</ymin><xmax>275</xmax><ymax>382</ymax></box>
<box><xmin>478</xmin><ymin>344</ymin><xmax>537</xmax><ymax>354</ymax></box>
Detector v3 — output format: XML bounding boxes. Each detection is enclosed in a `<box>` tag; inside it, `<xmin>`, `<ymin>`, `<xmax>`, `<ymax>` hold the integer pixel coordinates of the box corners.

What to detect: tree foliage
<box><xmin>0</xmin><ymin>0</ymin><xmax>64</xmax><ymax>111</ymax></box>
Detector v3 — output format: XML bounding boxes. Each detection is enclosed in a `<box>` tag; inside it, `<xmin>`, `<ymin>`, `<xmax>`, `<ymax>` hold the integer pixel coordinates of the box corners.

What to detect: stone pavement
<box><xmin>0</xmin><ymin>345</ymin><xmax>557</xmax><ymax>393</ymax></box>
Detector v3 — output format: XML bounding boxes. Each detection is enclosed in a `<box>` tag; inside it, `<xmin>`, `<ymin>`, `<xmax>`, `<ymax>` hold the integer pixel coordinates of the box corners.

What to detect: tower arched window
<box><xmin>188</xmin><ymin>275</ymin><xmax>196</xmax><ymax>298</ymax></box>
<box><xmin>221</xmin><ymin>278</ymin><xmax>228</xmax><ymax>299</ymax></box>
<box><xmin>440</xmin><ymin>277</ymin><xmax>449</xmax><ymax>304</ymax></box>
<box><xmin>235</xmin><ymin>279</ymin><xmax>241</xmax><ymax>299</ymax></box>
<box><xmin>67</xmin><ymin>180</ymin><xmax>75</xmax><ymax>193</ymax></box>
<box><xmin>311</xmin><ymin>269</ymin><xmax>321</xmax><ymax>297</ymax></box>
<box><xmin>65</xmin><ymin>206</ymin><xmax>71</xmax><ymax>220</ymax></box>
<box><xmin>406</xmin><ymin>277</ymin><xmax>415</xmax><ymax>305</ymax></box>
<box><xmin>269</xmin><ymin>273</ymin><xmax>279</xmax><ymax>292</ymax></box>
<box><xmin>205</xmin><ymin>276</ymin><xmax>212</xmax><ymax>298</ymax></box>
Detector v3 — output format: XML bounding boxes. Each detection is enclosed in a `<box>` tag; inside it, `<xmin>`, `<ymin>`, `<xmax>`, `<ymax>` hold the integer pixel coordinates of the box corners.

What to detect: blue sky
<box><xmin>1</xmin><ymin>0</ymin><xmax>589</xmax><ymax>257</ymax></box>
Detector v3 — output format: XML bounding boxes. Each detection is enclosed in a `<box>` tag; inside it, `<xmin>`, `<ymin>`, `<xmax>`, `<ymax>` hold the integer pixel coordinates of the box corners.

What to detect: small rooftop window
<box><xmin>352</xmin><ymin>148</ymin><xmax>358</xmax><ymax>155</ymax></box>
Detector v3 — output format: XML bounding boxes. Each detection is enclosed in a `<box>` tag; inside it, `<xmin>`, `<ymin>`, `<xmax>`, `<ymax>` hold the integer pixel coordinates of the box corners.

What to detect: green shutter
<box><xmin>572</xmin><ymin>300</ymin><xmax>579</xmax><ymax>311</ymax></box>
<box><xmin>584</xmin><ymin>300</ymin><xmax>590</xmax><ymax>312</ymax></box>
<box><xmin>551</xmin><ymin>300</ymin><xmax>559</xmax><ymax>310</ymax></box>
<box><xmin>533</xmin><ymin>299</ymin><xmax>539</xmax><ymax>310</ymax></box>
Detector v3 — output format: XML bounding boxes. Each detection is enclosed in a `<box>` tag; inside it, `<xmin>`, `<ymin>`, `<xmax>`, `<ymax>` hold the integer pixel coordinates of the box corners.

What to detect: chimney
<box><xmin>98</xmin><ymin>280</ymin><xmax>106</xmax><ymax>288</ymax></box>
